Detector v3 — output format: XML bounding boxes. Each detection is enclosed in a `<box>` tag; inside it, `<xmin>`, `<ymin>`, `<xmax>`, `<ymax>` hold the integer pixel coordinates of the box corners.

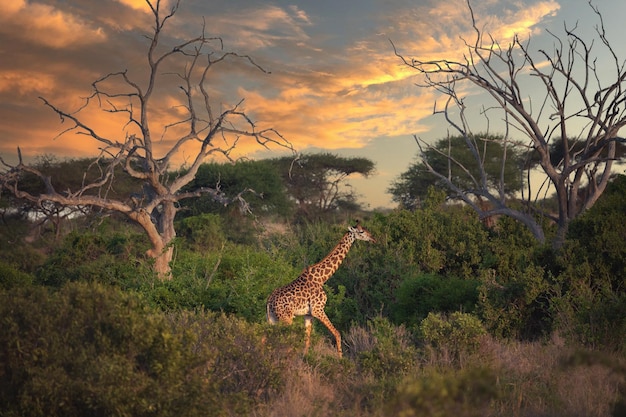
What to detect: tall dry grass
<box><xmin>253</xmin><ymin>324</ymin><xmax>624</xmax><ymax>417</ymax></box>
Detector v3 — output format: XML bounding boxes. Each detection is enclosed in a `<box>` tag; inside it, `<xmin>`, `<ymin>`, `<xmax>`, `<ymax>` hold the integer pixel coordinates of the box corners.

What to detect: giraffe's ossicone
<box><xmin>266</xmin><ymin>222</ymin><xmax>376</xmax><ymax>357</ymax></box>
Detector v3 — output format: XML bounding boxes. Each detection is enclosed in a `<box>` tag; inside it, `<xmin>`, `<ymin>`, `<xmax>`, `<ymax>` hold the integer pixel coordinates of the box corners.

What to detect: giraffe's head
<box><xmin>348</xmin><ymin>222</ymin><xmax>376</xmax><ymax>243</ymax></box>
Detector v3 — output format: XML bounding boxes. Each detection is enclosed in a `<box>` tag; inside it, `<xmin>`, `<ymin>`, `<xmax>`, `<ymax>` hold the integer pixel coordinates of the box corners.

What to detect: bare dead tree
<box><xmin>0</xmin><ymin>0</ymin><xmax>293</xmax><ymax>278</ymax></box>
<box><xmin>393</xmin><ymin>0</ymin><xmax>626</xmax><ymax>248</ymax></box>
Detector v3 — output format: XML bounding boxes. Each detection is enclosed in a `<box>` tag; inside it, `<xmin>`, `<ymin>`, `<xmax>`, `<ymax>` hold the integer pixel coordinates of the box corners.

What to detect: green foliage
<box><xmin>478</xmin><ymin>263</ymin><xmax>549</xmax><ymax>339</ymax></box>
<box><xmin>546</xmin><ymin>176</ymin><xmax>626</xmax><ymax>349</ymax></box>
<box><xmin>347</xmin><ymin>317</ymin><xmax>420</xmax><ymax>407</ymax></box>
<box><xmin>0</xmin><ymin>214</ymin><xmax>47</xmax><ymax>273</ymax></box>
<box><xmin>197</xmin><ymin>248</ymin><xmax>298</xmax><ymax>321</ymax></box>
<box><xmin>13</xmin><ymin>156</ymin><xmax>141</xmax><ymax>201</ymax></box>
<box><xmin>0</xmin><ymin>283</ymin><xmax>218</xmax><ymax>417</ymax></box>
<box><xmin>566</xmin><ymin>174</ymin><xmax>626</xmax><ymax>285</ymax></box>
<box><xmin>472</xmin><ymin>215</ymin><xmax>555</xmax><ymax>340</ymax></box>
<box><xmin>144</xmin><ymin>246</ymin><xmax>299</xmax><ymax>321</ymax></box>
<box><xmin>551</xmin><ymin>278</ymin><xmax>626</xmax><ymax>350</ymax></box>
<box><xmin>387</xmin><ymin>366</ymin><xmax>499</xmax><ymax>417</ymax></box>
<box><xmin>389</xmin><ymin>133</ymin><xmax>526</xmax><ymax>209</ymax></box>
<box><xmin>420</xmin><ymin>312</ymin><xmax>486</xmax><ymax>363</ymax></box>
<box><xmin>323</xmin><ymin>283</ymin><xmax>360</xmax><ymax>331</ymax></box>
<box><xmin>180</xmin><ymin>159</ymin><xmax>295</xmax><ymax>244</ymax></box>
<box><xmin>0</xmin><ymin>261</ymin><xmax>33</xmax><ymax>289</ymax></box>
<box><xmin>392</xmin><ymin>274</ymin><xmax>479</xmax><ymax>327</ymax></box>
<box><xmin>176</xmin><ymin>213</ymin><xmax>226</xmax><ymax>251</ymax></box>
<box><xmin>377</xmin><ymin>194</ymin><xmax>489</xmax><ymax>278</ymax></box>
<box><xmin>484</xmin><ymin>215</ymin><xmax>542</xmax><ymax>274</ymax></box>
<box><xmin>270</xmin><ymin>152</ymin><xmax>375</xmax><ymax>221</ymax></box>
<box><xmin>183</xmin><ymin>160</ymin><xmax>293</xmax><ymax>218</ymax></box>
<box><xmin>0</xmin><ymin>283</ymin><xmax>306</xmax><ymax>417</ymax></box>
<box><xmin>169</xmin><ymin>311</ymin><xmax>301</xmax><ymax>408</ymax></box>
<box><xmin>351</xmin><ymin>317</ymin><xmax>418</xmax><ymax>378</ymax></box>
<box><xmin>35</xmin><ymin>229</ymin><xmax>153</xmax><ymax>287</ymax></box>
<box><xmin>1</xmin><ymin>182</ymin><xmax>625</xmax><ymax>415</ymax></box>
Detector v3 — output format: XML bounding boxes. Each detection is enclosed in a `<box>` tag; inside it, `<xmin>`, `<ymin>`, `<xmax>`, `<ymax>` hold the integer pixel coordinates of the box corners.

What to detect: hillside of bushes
<box><xmin>1</xmin><ymin>181</ymin><xmax>625</xmax><ymax>416</ymax></box>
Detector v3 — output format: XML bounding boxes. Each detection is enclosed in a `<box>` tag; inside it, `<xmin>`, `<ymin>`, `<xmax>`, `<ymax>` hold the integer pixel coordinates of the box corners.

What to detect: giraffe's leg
<box><xmin>304</xmin><ymin>315</ymin><xmax>313</xmax><ymax>354</ymax></box>
<box><xmin>312</xmin><ymin>309</ymin><xmax>342</xmax><ymax>357</ymax></box>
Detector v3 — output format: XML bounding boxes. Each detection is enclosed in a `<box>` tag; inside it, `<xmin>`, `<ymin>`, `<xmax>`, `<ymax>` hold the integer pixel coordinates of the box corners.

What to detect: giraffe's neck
<box><xmin>306</xmin><ymin>232</ymin><xmax>355</xmax><ymax>285</ymax></box>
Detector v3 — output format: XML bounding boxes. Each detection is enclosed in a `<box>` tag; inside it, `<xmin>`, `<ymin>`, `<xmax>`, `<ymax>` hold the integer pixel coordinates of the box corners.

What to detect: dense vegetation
<box><xmin>1</xmin><ymin>175</ymin><xmax>625</xmax><ymax>416</ymax></box>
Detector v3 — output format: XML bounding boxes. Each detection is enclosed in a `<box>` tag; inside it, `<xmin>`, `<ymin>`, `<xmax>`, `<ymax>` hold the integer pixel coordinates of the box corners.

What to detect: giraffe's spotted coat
<box><xmin>266</xmin><ymin>223</ymin><xmax>376</xmax><ymax>357</ymax></box>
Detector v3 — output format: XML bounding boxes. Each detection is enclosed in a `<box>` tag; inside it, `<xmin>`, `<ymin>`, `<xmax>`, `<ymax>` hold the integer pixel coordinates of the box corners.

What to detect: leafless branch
<box><xmin>393</xmin><ymin>0</ymin><xmax>626</xmax><ymax>246</ymax></box>
<box><xmin>0</xmin><ymin>0</ymin><xmax>294</xmax><ymax>277</ymax></box>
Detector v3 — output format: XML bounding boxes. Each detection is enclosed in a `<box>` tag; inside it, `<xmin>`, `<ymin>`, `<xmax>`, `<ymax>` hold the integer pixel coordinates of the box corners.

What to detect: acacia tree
<box><xmin>272</xmin><ymin>153</ymin><xmax>375</xmax><ymax>221</ymax></box>
<box><xmin>0</xmin><ymin>0</ymin><xmax>292</xmax><ymax>278</ymax></box>
<box><xmin>393</xmin><ymin>0</ymin><xmax>626</xmax><ymax>247</ymax></box>
<box><xmin>389</xmin><ymin>133</ymin><xmax>526</xmax><ymax>210</ymax></box>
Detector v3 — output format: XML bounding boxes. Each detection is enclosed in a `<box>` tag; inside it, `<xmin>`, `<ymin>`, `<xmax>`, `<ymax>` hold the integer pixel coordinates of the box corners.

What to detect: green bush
<box><xmin>0</xmin><ymin>261</ymin><xmax>33</xmax><ymax>289</ymax></box>
<box><xmin>378</xmin><ymin>193</ymin><xmax>489</xmax><ymax>279</ymax></box>
<box><xmin>549</xmin><ymin>175</ymin><xmax>626</xmax><ymax>350</ymax></box>
<box><xmin>144</xmin><ymin>245</ymin><xmax>299</xmax><ymax>320</ymax></box>
<box><xmin>550</xmin><ymin>246</ymin><xmax>626</xmax><ymax>350</ymax></box>
<box><xmin>420</xmin><ymin>312</ymin><xmax>486</xmax><ymax>364</ymax></box>
<box><xmin>0</xmin><ymin>214</ymin><xmax>47</xmax><ymax>273</ymax></box>
<box><xmin>168</xmin><ymin>311</ymin><xmax>301</xmax><ymax>409</ymax></box>
<box><xmin>342</xmin><ymin>317</ymin><xmax>420</xmax><ymax>411</ymax></box>
<box><xmin>478</xmin><ymin>263</ymin><xmax>550</xmax><ymax>339</ymax></box>
<box><xmin>387</xmin><ymin>367</ymin><xmax>498</xmax><ymax>417</ymax></box>
<box><xmin>176</xmin><ymin>213</ymin><xmax>226</xmax><ymax>251</ymax></box>
<box><xmin>392</xmin><ymin>273</ymin><xmax>479</xmax><ymax>327</ymax></box>
<box><xmin>351</xmin><ymin>317</ymin><xmax>419</xmax><ymax>379</ymax></box>
<box><xmin>0</xmin><ymin>283</ymin><xmax>218</xmax><ymax>417</ymax></box>
<box><xmin>35</xmin><ymin>230</ymin><xmax>153</xmax><ymax>287</ymax></box>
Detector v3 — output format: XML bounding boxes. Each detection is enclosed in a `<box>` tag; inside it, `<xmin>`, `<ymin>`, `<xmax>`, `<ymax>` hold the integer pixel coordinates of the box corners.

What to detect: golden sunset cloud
<box><xmin>1</xmin><ymin>0</ymin><xmax>595</xmax><ymax>208</ymax></box>
<box><xmin>0</xmin><ymin>0</ymin><xmax>107</xmax><ymax>49</ymax></box>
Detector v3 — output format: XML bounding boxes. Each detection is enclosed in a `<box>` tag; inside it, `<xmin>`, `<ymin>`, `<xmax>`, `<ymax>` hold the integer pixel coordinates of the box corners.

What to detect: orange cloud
<box><xmin>388</xmin><ymin>0</ymin><xmax>560</xmax><ymax>62</ymax></box>
<box><xmin>496</xmin><ymin>1</ymin><xmax>561</xmax><ymax>40</ymax></box>
<box><xmin>0</xmin><ymin>0</ymin><xmax>565</xmax><ymax>175</ymax></box>
<box><xmin>0</xmin><ymin>0</ymin><xmax>107</xmax><ymax>49</ymax></box>
<box><xmin>0</xmin><ymin>71</ymin><xmax>56</xmax><ymax>96</ymax></box>
<box><xmin>113</xmin><ymin>0</ymin><xmax>154</xmax><ymax>11</ymax></box>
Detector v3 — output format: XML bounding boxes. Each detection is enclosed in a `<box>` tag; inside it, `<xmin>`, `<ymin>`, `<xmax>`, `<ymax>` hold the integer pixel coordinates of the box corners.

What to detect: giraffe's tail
<box><xmin>266</xmin><ymin>295</ymin><xmax>278</xmax><ymax>325</ymax></box>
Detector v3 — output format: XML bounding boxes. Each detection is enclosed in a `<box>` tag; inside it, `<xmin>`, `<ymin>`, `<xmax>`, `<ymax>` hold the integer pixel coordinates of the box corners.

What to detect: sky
<box><xmin>1</xmin><ymin>0</ymin><xmax>625</xmax><ymax>209</ymax></box>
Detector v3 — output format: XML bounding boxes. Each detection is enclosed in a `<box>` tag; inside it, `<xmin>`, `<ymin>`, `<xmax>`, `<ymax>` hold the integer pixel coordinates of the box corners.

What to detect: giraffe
<box><xmin>266</xmin><ymin>221</ymin><xmax>376</xmax><ymax>357</ymax></box>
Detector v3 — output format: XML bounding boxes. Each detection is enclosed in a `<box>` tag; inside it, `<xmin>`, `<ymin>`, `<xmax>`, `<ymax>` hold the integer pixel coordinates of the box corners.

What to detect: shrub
<box><xmin>548</xmin><ymin>176</ymin><xmax>626</xmax><ymax>350</ymax></box>
<box><xmin>176</xmin><ymin>213</ymin><xmax>226</xmax><ymax>252</ymax></box>
<box><xmin>0</xmin><ymin>283</ymin><xmax>218</xmax><ymax>417</ymax></box>
<box><xmin>168</xmin><ymin>310</ymin><xmax>301</xmax><ymax>410</ymax></box>
<box><xmin>0</xmin><ymin>214</ymin><xmax>47</xmax><ymax>273</ymax></box>
<box><xmin>349</xmin><ymin>316</ymin><xmax>419</xmax><ymax>380</ymax></box>
<box><xmin>420</xmin><ymin>312</ymin><xmax>486</xmax><ymax>365</ymax></box>
<box><xmin>392</xmin><ymin>273</ymin><xmax>479</xmax><ymax>327</ymax></box>
<box><xmin>146</xmin><ymin>245</ymin><xmax>299</xmax><ymax>320</ymax></box>
<box><xmin>378</xmin><ymin>196</ymin><xmax>489</xmax><ymax>279</ymax></box>
<box><xmin>0</xmin><ymin>261</ymin><xmax>33</xmax><ymax>289</ymax></box>
<box><xmin>35</xmin><ymin>230</ymin><xmax>152</xmax><ymax>287</ymax></box>
<box><xmin>342</xmin><ymin>317</ymin><xmax>420</xmax><ymax>412</ymax></box>
<box><xmin>387</xmin><ymin>366</ymin><xmax>498</xmax><ymax>417</ymax></box>
<box><xmin>477</xmin><ymin>263</ymin><xmax>550</xmax><ymax>339</ymax></box>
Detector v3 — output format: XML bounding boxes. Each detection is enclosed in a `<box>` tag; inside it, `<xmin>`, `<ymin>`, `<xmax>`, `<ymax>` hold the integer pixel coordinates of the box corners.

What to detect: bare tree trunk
<box><xmin>154</xmin><ymin>201</ymin><xmax>177</xmax><ymax>279</ymax></box>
